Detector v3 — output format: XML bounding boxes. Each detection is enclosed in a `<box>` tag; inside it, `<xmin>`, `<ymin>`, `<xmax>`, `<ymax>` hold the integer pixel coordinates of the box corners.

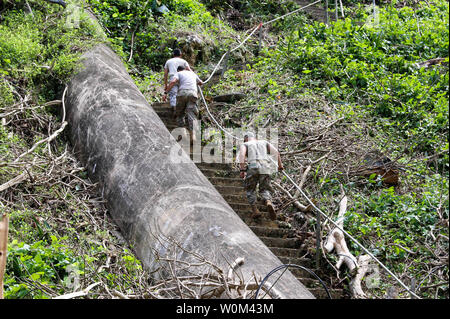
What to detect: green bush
<box><xmin>88</xmin><ymin>0</ymin><xmax>236</xmax><ymax>73</ymax></box>
<box><xmin>265</xmin><ymin>1</ymin><xmax>448</xmax><ymax>157</ymax></box>
<box><xmin>0</xmin><ymin>3</ymin><xmax>103</xmax><ymax>102</ymax></box>
<box><xmin>343</xmin><ymin>177</ymin><xmax>448</xmax><ymax>295</ymax></box>
<box><xmin>5</xmin><ymin>237</ymin><xmax>80</xmax><ymax>299</ymax></box>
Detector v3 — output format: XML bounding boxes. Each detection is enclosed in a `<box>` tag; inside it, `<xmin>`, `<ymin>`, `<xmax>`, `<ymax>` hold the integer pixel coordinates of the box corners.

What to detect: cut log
<box><xmin>0</xmin><ymin>172</ymin><xmax>28</xmax><ymax>192</ymax></box>
<box><xmin>352</xmin><ymin>155</ymin><xmax>399</xmax><ymax>185</ymax></box>
<box><xmin>417</xmin><ymin>57</ymin><xmax>447</xmax><ymax>68</ymax></box>
<box><xmin>354</xmin><ymin>167</ymin><xmax>399</xmax><ymax>186</ymax></box>
<box><xmin>53</xmin><ymin>282</ymin><xmax>100</xmax><ymax>299</ymax></box>
<box><xmin>213</xmin><ymin>93</ymin><xmax>246</xmax><ymax>103</ymax></box>
<box><xmin>273</xmin><ymin>182</ymin><xmax>311</xmax><ymax>212</ymax></box>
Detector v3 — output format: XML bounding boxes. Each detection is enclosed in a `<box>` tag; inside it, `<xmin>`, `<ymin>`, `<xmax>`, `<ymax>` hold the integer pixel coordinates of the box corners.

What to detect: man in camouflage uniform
<box><xmin>238</xmin><ymin>132</ymin><xmax>284</xmax><ymax>220</ymax></box>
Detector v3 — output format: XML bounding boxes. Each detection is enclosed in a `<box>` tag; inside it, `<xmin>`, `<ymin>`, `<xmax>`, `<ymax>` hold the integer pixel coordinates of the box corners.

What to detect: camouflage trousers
<box><xmin>175</xmin><ymin>94</ymin><xmax>198</xmax><ymax>132</ymax></box>
<box><xmin>244</xmin><ymin>168</ymin><xmax>272</xmax><ymax>205</ymax></box>
<box><xmin>168</xmin><ymin>85</ymin><xmax>178</xmax><ymax>108</ymax></box>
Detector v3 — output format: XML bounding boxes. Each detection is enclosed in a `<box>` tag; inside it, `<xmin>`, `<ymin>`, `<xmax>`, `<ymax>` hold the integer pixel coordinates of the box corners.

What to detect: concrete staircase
<box><xmin>152</xmin><ymin>102</ymin><xmax>343</xmax><ymax>299</ymax></box>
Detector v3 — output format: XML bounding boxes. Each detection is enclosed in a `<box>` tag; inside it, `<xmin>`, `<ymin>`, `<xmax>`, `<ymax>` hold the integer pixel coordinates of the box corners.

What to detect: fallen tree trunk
<box><xmin>65</xmin><ymin>43</ymin><xmax>314</xmax><ymax>299</ymax></box>
<box><xmin>349</xmin><ymin>254</ymin><xmax>371</xmax><ymax>298</ymax></box>
<box><xmin>324</xmin><ymin>195</ymin><xmax>358</xmax><ymax>272</ymax></box>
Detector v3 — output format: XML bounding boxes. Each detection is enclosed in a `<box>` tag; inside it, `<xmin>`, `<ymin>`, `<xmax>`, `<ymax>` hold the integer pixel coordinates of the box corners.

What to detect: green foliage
<box><xmin>0</xmin><ymin>2</ymin><xmax>104</xmax><ymax>102</ymax></box>
<box><xmin>88</xmin><ymin>0</ymin><xmax>236</xmax><ymax>73</ymax></box>
<box><xmin>5</xmin><ymin>203</ymin><xmax>148</xmax><ymax>299</ymax></box>
<box><xmin>265</xmin><ymin>1</ymin><xmax>448</xmax><ymax>161</ymax></box>
<box><xmin>0</xmin><ymin>79</ymin><xmax>14</xmax><ymax>108</ymax></box>
<box><xmin>201</xmin><ymin>0</ymin><xmax>298</xmax><ymax>19</ymax></box>
<box><xmin>5</xmin><ymin>236</ymin><xmax>79</xmax><ymax>299</ymax></box>
<box><xmin>343</xmin><ymin>177</ymin><xmax>449</xmax><ymax>297</ymax></box>
<box><xmin>1</xmin><ymin>2</ymin><xmax>148</xmax><ymax>299</ymax></box>
<box><xmin>346</xmin><ymin>180</ymin><xmax>448</xmax><ymax>255</ymax></box>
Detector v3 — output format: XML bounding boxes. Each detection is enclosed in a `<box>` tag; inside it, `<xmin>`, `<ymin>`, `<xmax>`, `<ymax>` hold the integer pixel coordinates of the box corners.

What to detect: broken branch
<box><xmin>0</xmin><ymin>213</ymin><xmax>10</xmax><ymax>299</ymax></box>
<box><xmin>273</xmin><ymin>182</ymin><xmax>311</xmax><ymax>212</ymax></box>
<box><xmin>324</xmin><ymin>194</ymin><xmax>358</xmax><ymax>272</ymax></box>
<box><xmin>349</xmin><ymin>254</ymin><xmax>372</xmax><ymax>298</ymax></box>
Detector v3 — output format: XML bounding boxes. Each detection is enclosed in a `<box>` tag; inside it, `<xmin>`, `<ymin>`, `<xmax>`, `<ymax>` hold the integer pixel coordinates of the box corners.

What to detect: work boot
<box><xmin>266</xmin><ymin>200</ymin><xmax>276</xmax><ymax>221</ymax></box>
<box><xmin>251</xmin><ymin>205</ymin><xmax>262</xmax><ymax>219</ymax></box>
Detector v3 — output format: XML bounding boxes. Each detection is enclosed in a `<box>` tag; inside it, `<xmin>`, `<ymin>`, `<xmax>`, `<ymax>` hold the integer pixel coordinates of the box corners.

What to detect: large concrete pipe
<box><xmin>66</xmin><ymin>43</ymin><xmax>314</xmax><ymax>299</ymax></box>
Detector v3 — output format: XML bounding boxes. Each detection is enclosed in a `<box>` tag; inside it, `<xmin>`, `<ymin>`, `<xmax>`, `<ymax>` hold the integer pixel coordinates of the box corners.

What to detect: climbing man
<box><xmin>163</xmin><ymin>49</ymin><xmax>191</xmax><ymax>115</ymax></box>
<box><xmin>238</xmin><ymin>132</ymin><xmax>284</xmax><ymax>220</ymax></box>
<box><xmin>165</xmin><ymin>65</ymin><xmax>203</xmax><ymax>143</ymax></box>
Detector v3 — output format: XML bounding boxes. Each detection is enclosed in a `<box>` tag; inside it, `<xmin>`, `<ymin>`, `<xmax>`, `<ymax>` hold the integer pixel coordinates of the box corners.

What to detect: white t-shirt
<box><xmin>164</xmin><ymin>57</ymin><xmax>190</xmax><ymax>79</ymax></box>
<box><xmin>173</xmin><ymin>70</ymin><xmax>202</xmax><ymax>96</ymax></box>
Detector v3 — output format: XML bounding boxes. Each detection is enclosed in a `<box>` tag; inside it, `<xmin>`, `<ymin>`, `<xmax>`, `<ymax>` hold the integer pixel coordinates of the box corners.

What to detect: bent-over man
<box><xmin>238</xmin><ymin>132</ymin><xmax>284</xmax><ymax>220</ymax></box>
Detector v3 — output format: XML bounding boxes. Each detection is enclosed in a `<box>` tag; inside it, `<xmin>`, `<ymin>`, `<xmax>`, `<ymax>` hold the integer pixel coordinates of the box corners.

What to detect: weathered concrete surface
<box><xmin>66</xmin><ymin>43</ymin><xmax>314</xmax><ymax>299</ymax></box>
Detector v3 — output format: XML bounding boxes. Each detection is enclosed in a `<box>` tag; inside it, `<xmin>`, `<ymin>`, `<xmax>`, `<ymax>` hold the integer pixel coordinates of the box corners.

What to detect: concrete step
<box><xmin>155</xmin><ymin>111</ymin><xmax>174</xmax><ymax>118</ymax></box>
<box><xmin>285</xmin><ymin>266</ymin><xmax>315</xmax><ymax>279</ymax></box>
<box><xmin>213</xmin><ymin>185</ymin><xmax>245</xmax><ymax>195</ymax></box>
<box><xmin>225</xmin><ymin>197</ymin><xmax>283</xmax><ymax>214</ymax></box>
<box><xmin>239</xmin><ymin>215</ymin><xmax>280</xmax><ymax>228</ymax></box>
<box><xmin>196</xmin><ymin>162</ymin><xmax>233</xmax><ymax>170</ymax></box>
<box><xmin>249</xmin><ymin>226</ymin><xmax>296</xmax><ymax>238</ymax></box>
<box><xmin>222</xmin><ymin>193</ymin><xmax>247</xmax><ymax>203</ymax></box>
<box><xmin>259</xmin><ymin>236</ymin><xmax>303</xmax><ymax>249</ymax></box>
<box><xmin>154</xmin><ymin>111</ymin><xmax>173</xmax><ymax>118</ymax></box>
<box><xmin>268</xmin><ymin>247</ymin><xmax>307</xmax><ymax>258</ymax></box>
<box><xmin>200</xmin><ymin>168</ymin><xmax>238</xmax><ymax>178</ymax></box>
<box><xmin>238</xmin><ymin>212</ymin><xmax>282</xmax><ymax>225</ymax></box>
<box><xmin>278</xmin><ymin>256</ymin><xmax>312</xmax><ymax>267</ymax></box>
<box><xmin>308</xmin><ymin>287</ymin><xmax>344</xmax><ymax>299</ymax></box>
<box><xmin>152</xmin><ymin>104</ymin><xmax>170</xmax><ymax>111</ymax></box>
<box><xmin>153</xmin><ymin>110</ymin><xmax>171</xmax><ymax>115</ymax></box>
<box><xmin>207</xmin><ymin>177</ymin><xmax>243</xmax><ymax>187</ymax></box>
<box><xmin>295</xmin><ymin>277</ymin><xmax>321</xmax><ymax>288</ymax></box>
<box><xmin>152</xmin><ymin>102</ymin><xmax>170</xmax><ymax>107</ymax></box>
<box><xmin>228</xmin><ymin>202</ymin><xmax>268</xmax><ymax>212</ymax></box>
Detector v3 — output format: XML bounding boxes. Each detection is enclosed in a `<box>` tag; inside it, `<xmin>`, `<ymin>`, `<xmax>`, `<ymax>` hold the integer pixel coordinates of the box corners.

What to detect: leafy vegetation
<box><xmin>200</xmin><ymin>0</ymin><xmax>448</xmax><ymax>298</ymax></box>
<box><xmin>271</xmin><ymin>1</ymin><xmax>448</xmax><ymax>157</ymax></box>
<box><xmin>1</xmin><ymin>0</ymin><xmax>448</xmax><ymax>299</ymax></box>
<box><xmin>0</xmin><ymin>1</ymin><xmax>104</xmax><ymax>101</ymax></box>
<box><xmin>88</xmin><ymin>0</ymin><xmax>237</xmax><ymax>74</ymax></box>
<box><xmin>0</xmin><ymin>1</ymin><xmax>146</xmax><ymax>299</ymax></box>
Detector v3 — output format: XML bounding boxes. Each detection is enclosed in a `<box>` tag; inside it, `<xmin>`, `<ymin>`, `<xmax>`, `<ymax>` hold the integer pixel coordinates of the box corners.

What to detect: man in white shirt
<box><xmin>163</xmin><ymin>49</ymin><xmax>191</xmax><ymax>112</ymax></box>
<box><xmin>165</xmin><ymin>66</ymin><xmax>203</xmax><ymax>143</ymax></box>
